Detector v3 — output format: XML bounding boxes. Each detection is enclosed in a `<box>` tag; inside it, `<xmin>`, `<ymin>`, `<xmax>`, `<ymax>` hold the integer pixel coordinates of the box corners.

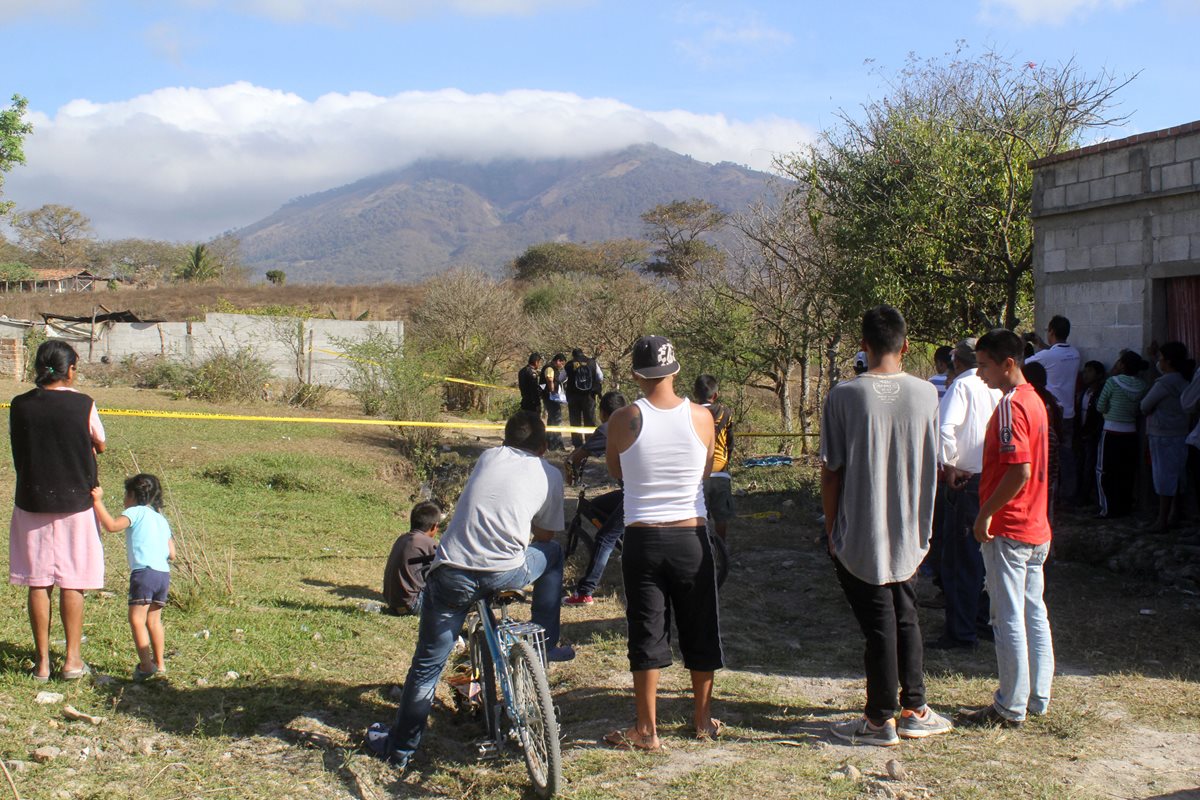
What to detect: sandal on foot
<box><xmin>30</xmin><ymin>670</ymin><xmax>50</xmax><ymax>683</ymax></box>
<box><xmin>61</xmin><ymin>663</ymin><xmax>92</xmax><ymax>681</ymax></box>
<box><xmin>603</xmin><ymin>727</ymin><xmax>664</xmax><ymax>752</ymax></box>
<box><xmin>696</xmin><ymin>718</ymin><xmax>725</xmax><ymax>741</ymax></box>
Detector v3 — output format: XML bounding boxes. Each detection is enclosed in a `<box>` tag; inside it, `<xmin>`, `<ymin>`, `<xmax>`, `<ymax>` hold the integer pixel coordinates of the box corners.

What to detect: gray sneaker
<box><xmin>898</xmin><ymin>706</ymin><xmax>953</xmax><ymax>739</ymax></box>
<box><xmin>830</xmin><ymin>716</ymin><xmax>900</xmax><ymax>747</ymax></box>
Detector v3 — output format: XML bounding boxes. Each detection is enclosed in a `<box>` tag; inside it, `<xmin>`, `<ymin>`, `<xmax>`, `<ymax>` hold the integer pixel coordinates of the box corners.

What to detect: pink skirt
<box><xmin>9</xmin><ymin>506</ymin><xmax>105</xmax><ymax>590</ymax></box>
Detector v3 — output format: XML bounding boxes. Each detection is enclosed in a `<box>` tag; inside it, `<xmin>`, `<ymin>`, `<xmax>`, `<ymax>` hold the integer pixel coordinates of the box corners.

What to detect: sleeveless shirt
<box><xmin>10</xmin><ymin>387</ymin><xmax>98</xmax><ymax>513</ymax></box>
<box><xmin>620</xmin><ymin>397</ymin><xmax>708</xmax><ymax>525</ymax></box>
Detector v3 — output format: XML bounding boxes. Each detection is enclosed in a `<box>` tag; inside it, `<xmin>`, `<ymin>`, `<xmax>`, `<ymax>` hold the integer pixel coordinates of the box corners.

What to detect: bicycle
<box><xmin>465</xmin><ymin>589</ymin><xmax>562</xmax><ymax>798</ymax></box>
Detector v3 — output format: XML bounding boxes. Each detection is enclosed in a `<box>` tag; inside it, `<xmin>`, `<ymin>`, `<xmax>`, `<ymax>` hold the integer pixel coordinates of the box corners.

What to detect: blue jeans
<box><xmin>981</xmin><ymin>536</ymin><xmax>1054</xmax><ymax>721</ymax></box>
<box><xmin>940</xmin><ymin>476</ymin><xmax>986</xmax><ymax>644</ymax></box>
<box><xmin>385</xmin><ymin>541</ymin><xmax>564</xmax><ymax>761</ymax></box>
<box><xmin>575</xmin><ymin>490</ymin><xmax>624</xmax><ymax>597</ymax></box>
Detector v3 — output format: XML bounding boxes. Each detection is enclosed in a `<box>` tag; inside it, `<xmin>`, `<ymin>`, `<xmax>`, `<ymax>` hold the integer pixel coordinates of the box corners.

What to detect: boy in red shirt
<box><xmin>959</xmin><ymin>328</ymin><xmax>1054</xmax><ymax>728</ymax></box>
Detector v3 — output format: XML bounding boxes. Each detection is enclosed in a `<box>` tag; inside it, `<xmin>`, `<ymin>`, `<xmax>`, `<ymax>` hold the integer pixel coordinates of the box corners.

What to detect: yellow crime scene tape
<box><xmin>0</xmin><ymin>403</ymin><xmax>593</xmax><ymax>435</ymax></box>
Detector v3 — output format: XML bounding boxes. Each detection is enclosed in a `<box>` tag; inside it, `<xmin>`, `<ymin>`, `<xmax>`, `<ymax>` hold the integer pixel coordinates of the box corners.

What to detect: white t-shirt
<box><xmin>1026</xmin><ymin>343</ymin><xmax>1081</xmax><ymax>419</ymax></box>
<box><xmin>432</xmin><ymin>446</ymin><xmax>565</xmax><ymax>573</ymax></box>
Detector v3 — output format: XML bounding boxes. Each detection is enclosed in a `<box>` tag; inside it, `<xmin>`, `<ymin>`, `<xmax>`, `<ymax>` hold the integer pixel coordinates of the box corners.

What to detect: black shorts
<box><xmin>129</xmin><ymin>567</ymin><xmax>170</xmax><ymax>607</ymax></box>
<box><xmin>621</xmin><ymin>526</ymin><xmax>724</xmax><ymax>672</ymax></box>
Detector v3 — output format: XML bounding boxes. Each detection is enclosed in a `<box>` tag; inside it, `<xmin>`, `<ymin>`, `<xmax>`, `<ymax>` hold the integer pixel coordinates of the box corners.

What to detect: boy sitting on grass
<box><xmin>92</xmin><ymin>474</ymin><xmax>175</xmax><ymax>681</ymax></box>
<box><xmin>382</xmin><ymin>501</ymin><xmax>443</xmax><ymax>616</ymax></box>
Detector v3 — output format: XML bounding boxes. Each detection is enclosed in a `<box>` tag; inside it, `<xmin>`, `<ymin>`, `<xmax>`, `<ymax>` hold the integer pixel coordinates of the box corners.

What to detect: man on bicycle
<box><xmin>367</xmin><ymin>412</ymin><xmax>575</xmax><ymax>768</ymax></box>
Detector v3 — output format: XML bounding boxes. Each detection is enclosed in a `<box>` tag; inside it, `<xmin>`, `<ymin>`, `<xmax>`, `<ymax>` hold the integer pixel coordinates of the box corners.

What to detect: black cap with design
<box><xmin>631</xmin><ymin>335</ymin><xmax>680</xmax><ymax>379</ymax></box>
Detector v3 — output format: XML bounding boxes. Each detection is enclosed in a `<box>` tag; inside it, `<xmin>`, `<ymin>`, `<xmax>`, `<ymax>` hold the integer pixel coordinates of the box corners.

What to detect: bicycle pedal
<box><xmin>474</xmin><ymin>739</ymin><xmax>502</xmax><ymax>761</ymax></box>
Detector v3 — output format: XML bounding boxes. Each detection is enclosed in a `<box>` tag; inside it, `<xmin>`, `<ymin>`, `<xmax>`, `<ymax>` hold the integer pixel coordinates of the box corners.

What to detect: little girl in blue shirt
<box><xmin>92</xmin><ymin>474</ymin><xmax>175</xmax><ymax>680</ymax></box>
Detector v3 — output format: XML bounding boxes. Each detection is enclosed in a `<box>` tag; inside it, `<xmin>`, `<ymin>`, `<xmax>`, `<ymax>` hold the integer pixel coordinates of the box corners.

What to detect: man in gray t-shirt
<box><xmin>368</xmin><ymin>412</ymin><xmax>574</xmax><ymax>769</ymax></box>
<box><xmin>821</xmin><ymin>305</ymin><xmax>952</xmax><ymax>747</ymax></box>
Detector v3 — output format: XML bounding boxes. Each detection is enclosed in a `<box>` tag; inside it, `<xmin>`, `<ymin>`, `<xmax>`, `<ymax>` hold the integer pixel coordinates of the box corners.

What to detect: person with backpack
<box><xmin>565</xmin><ymin>348</ymin><xmax>602</xmax><ymax>448</ymax></box>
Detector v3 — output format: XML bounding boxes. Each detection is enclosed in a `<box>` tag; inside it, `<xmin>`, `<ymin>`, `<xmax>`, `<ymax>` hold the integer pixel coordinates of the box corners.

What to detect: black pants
<box><xmin>941</xmin><ymin>476</ymin><xmax>987</xmax><ymax>644</ymax></box>
<box><xmin>1097</xmin><ymin>430</ymin><xmax>1138</xmax><ymax>518</ymax></box>
<box><xmin>567</xmin><ymin>393</ymin><xmax>597</xmax><ymax>448</ymax></box>
<box><xmin>833</xmin><ymin>557</ymin><xmax>926</xmax><ymax>721</ymax></box>
<box><xmin>1074</xmin><ymin>433</ymin><xmax>1100</xmax><ymax>505</ymax></box>
<box><xmin>544</xmin><ymin>398</ymin><xmax>564</xmax><ymax>450</ymax></box>
<box><xmin>622</xmin><ymin>526</ymin><xmax>723</xmax><ymax>672</ymax></box>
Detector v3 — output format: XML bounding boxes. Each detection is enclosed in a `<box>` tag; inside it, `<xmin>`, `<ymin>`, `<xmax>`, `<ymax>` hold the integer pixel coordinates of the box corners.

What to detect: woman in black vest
<box><xmin>9</xmin><ymin>340</ymin><xmax>107</xmax><ymax>681</ymax></box>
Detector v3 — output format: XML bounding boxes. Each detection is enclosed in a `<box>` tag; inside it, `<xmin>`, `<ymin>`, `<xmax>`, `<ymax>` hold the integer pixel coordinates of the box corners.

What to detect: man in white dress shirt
<box><xmin>1025</xmin><ymin>315</ymin><xmax>1080</xmax><ymax>502</ymax></box>
<box><xmin>929</xmin><ymin>339</ymin><xmax>1002</xmax><ymax>650</ymax></box>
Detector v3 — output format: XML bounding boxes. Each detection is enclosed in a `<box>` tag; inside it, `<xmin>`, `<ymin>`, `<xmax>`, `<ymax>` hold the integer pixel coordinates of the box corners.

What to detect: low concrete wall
<box><xmin>96</xmin><ymin>314</ymin><xmax>403</xmax><ymax>388</ymax></box>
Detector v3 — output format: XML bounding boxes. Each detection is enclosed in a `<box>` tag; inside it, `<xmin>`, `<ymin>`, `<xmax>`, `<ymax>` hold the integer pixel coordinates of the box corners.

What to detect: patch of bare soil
<box><xmin>1077</xmin><ymin>724</ymin><xmax>1200</xmax><ymax>800</ymax></box>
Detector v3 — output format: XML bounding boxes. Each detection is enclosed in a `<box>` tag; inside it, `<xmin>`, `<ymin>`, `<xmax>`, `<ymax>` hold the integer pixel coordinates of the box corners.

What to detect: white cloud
<box><xmin>4</xmin><ymin>83</ymin><xmax>813</xmax><ymax>241</ymax></box>
<box><xmin>672</xmin><ymin>8</ymin><xmax>793</xmax><ymax>68</ymax></box>
<box><xmin>979</xmin><ymin>0</ymin><xmax>1142</xmax><ymax>24</ymax></box>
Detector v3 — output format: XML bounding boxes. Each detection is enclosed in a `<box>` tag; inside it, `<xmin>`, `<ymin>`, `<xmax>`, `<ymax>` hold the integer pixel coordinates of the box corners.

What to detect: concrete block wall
<box><xmin>1032</xmin><ymin>121</ymin><xmax>1200</xmax><ymax>367</ymax></box>
<box><xmin>95</xmin><ymin>314</ymin><xmax>404</xmax><ymax>389</ymax></box>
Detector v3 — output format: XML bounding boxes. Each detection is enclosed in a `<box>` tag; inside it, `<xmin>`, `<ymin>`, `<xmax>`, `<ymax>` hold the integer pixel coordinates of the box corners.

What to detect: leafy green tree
<box><xmin>176</xmin><ymin>244</ymin><xmax>223</xmax><ymax>283</ymax></box>
<box><xmin>0</xmin><ymin>261</ymin><xmax>34</xmax><ymax>281</ymax></box>
<box><xmin>265</xmin><ymin>269</ymin><xmax>287</xmax><ymax>285</ymax></box>
<box><xmin>0</xmin><ymin>94</ymin><xmax>32</xmax><ymax>217</ymax></box>
<box><xmin>511</xmin><ymin>239</ymin><xmax>645</xmax><ymax>282</ymax></box>
<box><xmin>786</xmin><ymin>48</ymin><xmax>1132</xmax><ymax>337</ymax></box>
<box><xmin>641</xmin><ymin>199</ymin><xmax>727</xmax><ymax>281</ymax></box>
<box><xmin>13</xmin><ymin>204</ymin><xmax>95</xmax><ymax>271</ymax></box>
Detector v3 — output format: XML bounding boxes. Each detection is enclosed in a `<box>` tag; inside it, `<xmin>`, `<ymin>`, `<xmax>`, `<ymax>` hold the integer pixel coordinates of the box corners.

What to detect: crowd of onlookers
<box><xmin>928</xmin><ymin>316</ymin><xmax>1198</xmax><ymax>538</ymax></box>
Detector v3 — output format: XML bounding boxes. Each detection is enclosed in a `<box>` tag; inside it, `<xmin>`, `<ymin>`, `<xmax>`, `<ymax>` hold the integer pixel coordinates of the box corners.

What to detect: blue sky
<box><xmin>1</xmin><ymin>0</ymin><xmax>1197</xmax><ymax>241</ymax></box>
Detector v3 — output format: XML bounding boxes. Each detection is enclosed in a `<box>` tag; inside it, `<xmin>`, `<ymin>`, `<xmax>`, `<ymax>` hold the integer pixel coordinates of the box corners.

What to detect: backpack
<box><xmin>570</xmin><ymin>358</ymin><xmax>594</xmax><ymax>393</ymax></box>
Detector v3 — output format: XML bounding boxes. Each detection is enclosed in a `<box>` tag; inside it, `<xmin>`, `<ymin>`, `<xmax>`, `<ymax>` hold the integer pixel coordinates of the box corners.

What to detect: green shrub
<box><xmin>333</xmin><ymin>328</ymin><xmax>443</xmax><ymax>467</ymax></box>
<box><xmin>22</xmin><ymin>325</ymin><xmax>46</xmax><ymax>383</ymax></box>
<box><xmin>279</xmin><ymin>380</ymin><xmax>331</xmax><ymax>409</ymax></box>
<box><xmin>138</xmin><ymin>356</ymin><xmax>195</xmax><ymax>390</ymax></box>
<box><xmin>188</xmin><ymin>346</ymin><xmax>274</xmax><ymax>403</ymax></box>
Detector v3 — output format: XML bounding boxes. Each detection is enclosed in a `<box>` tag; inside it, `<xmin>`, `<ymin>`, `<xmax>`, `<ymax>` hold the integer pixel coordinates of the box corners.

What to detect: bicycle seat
<box><xmin>491</xmin><ymin>589</ymin><xmax>529</xmax><ymax>605</ymax></box>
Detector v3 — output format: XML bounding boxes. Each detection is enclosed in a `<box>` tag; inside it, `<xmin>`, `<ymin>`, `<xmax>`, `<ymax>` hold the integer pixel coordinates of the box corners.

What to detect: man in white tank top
<box><xmin>602</xmin><ymin>335</ymin><xmax>721</xmax><ymax>751</ymax></box>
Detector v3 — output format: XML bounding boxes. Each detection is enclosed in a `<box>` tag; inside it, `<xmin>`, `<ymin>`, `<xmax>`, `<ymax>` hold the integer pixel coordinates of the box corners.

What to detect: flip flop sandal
<box><xmin>61</xmin><ymin>663</ymin><xmax>92</xmax><ymax>681</ymax></box>
<box><xmin>30</xmin><ymin>671</ymin><xmax>50</xmax><ymax>683</ymax></box>
<box><xmin>603</xmin><ymin>728</ymin><xmax>665</xmax><ymax>753</ymax></box>
<box><xmin>695</xmin><ymin>718</ymin><xmax>725</xmax><ymax>741</ymax></box>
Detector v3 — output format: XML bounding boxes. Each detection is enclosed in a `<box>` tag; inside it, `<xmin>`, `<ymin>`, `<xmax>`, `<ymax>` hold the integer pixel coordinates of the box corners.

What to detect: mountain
<box><xmin>234</xmin><ymin>144</ymin><xmax>780</xmax><ymax>284</ymax></box>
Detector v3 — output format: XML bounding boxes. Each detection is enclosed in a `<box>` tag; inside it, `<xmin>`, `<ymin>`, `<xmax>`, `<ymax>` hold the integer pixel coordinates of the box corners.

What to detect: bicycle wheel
<box><xmin>508</xmin><ymin>639</ymin><xmax>562</xmax><ymax>798</ymax></box>
<box><xmin>711</xmin><ymin>533</ymin><xmax>730</xmax><ymax>588</ymax></box>
<box><xmin>467</xmin><ymin>618</ymin><xmax>500</xmax><ymax>740</ymax></box>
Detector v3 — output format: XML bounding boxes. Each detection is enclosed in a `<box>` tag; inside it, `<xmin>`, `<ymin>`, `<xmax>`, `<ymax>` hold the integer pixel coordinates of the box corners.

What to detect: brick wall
<box><xmin>0</xmin><ymin>336</ymin><xmax>23</xmax><ymax>381</ymax></box>
<box><xmin>1032</xmin><ymin>123</ymin><xmax>1200</xmax><ymax>366</ymax></box>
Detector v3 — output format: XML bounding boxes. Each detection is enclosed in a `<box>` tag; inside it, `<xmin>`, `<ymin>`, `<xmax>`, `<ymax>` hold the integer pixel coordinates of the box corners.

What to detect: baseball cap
<box><xmin>631</xmin><ymin>335</ymin><xmax>680</xmax><ymax>379</ymax></box>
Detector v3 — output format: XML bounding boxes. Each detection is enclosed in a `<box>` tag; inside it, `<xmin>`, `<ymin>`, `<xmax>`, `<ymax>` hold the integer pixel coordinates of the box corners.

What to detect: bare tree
<box><xmin>13</xmin><ymin>204</ymin><xmax>94</xmax><ymax>271</ymax></box>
